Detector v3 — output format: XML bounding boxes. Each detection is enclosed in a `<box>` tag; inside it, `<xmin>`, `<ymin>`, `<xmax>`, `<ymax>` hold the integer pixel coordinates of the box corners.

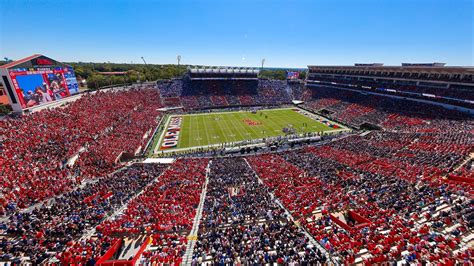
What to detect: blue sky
<box><xmin>0</xmin><ymin>0</ymin><xmax>472</xmax><ymax>67</ymax></box>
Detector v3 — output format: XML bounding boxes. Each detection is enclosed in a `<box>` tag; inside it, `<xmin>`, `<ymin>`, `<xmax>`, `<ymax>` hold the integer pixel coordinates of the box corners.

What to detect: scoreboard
<box><xmin>0</xmin><ymin>54</ymin><xmax>80</xmax><ymax>111</ymax></box>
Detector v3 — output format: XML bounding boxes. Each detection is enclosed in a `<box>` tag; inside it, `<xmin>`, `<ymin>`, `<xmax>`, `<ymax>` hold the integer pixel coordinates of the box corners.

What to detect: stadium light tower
<box><xmin>141</xmin><ymin>56</ymin><xmax>147</xmax><ymax>65</ymax></box>
<box><xmin>177</xmin><ymin>55</ymin><xmax>181</xmax><ymax>66</ymax></box>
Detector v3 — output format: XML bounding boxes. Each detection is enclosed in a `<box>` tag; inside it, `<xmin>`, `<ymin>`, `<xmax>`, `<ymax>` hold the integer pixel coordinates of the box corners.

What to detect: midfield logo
<box><xmin>242</xmin><ymin>118</ymin><xmax>262</xmax><ymax>126</ymax></box>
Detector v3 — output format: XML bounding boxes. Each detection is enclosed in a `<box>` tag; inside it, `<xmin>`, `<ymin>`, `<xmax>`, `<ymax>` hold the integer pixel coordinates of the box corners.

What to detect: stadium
<box><xmin>0</xmin><ymin>55</ymin><xmax>473</xmax><ymax>265</ymax></box>
<box><xmin>1</xmin><ymin>1</ymin><xmax>473</xmax><ymax>265</ymax></box>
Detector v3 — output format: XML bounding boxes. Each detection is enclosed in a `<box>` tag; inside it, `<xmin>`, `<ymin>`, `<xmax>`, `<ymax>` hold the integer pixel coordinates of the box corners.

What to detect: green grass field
<box><xmin>157</xmin><ymin>108</ymin><xmax>341</xmax><ymax>151</ymax></box>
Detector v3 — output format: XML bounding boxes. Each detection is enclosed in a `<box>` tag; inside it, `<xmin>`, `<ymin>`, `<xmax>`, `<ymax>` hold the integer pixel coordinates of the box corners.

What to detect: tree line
<box><xmin>0</xmin><ymin>60</ymin><xmax>307</xmax><ymax>90</ymax></box>
<box><xmin>68</xmin><ymin>62</ymin><xmax>188</xmax><ymax>89</ymax></box>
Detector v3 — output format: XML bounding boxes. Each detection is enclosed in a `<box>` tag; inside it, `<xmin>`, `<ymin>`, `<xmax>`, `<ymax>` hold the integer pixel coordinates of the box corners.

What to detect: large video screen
<box><xmin>287</xmin><ymin>71</ymin><xmax>300</xmax><ymax>80</ymax></box>
<box><xmin>9</xmin><ymin>67</ymin><xmax>80</xmax><ymax>109</ymax></box>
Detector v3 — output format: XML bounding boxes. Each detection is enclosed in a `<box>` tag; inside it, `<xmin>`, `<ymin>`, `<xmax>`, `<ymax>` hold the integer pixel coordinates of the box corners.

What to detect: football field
<box><xmin>156</xmin><ymin>108</ymin><xmax>345</xmax><ymax>151</ymax></box>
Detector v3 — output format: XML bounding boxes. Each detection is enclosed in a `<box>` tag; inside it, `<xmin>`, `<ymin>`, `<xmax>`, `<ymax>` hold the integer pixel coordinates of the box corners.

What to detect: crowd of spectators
<box><xmin>70</xmin><ymin>158</ymin><xmax>209</xmax><ymax>265</ymax></box>
<box><xmin>303</xmin><ymin>85</ymin><xmax>473</xmax><ymax>129</ymax></box>
<box><xmin>308</xmin><ymin>69</ymin><xmax>474</xmax><ymax>84</ymax></box>
<box><xmin>247</xmin><ymin>127</ymin><xmax>473</xmax><ymax>264</ymax></box>
<box><xmin>0</xmin><ymin>87</ymin><xmax>162</xmax><ymax>211</ymax></box>
<box><xmin>307</xmin><ymin>75</ymin><xmax>474</xmax><ymax>107</ymax></box>
<box><xmin>72</xmin><ymin>89</ymin><xmax>162</xmax><ymax>178</ymax></box>
<box><xmin>156</xmin><ymin>79</ymin><xmax>292</xmax><ymax>109</ymax></box>
<box><xmin>451</xmin><ymin>160</ymin><xmax>474</xmax><ymax>179</ymax></box>
<box><xmin>256</xmin><ymin>80</ymin><xmax>292</xmax><ymax>105</ymax></box>
<box><xmin>1</xmin><ymin>76</ymin><xmax>472</xmax><ymax>265</ymax></box>
<box><xmin>288</xmin><ymin>81</ymin><xmax>305</xmax><ymax>101</ymax></box>
<box><xmin>156</xmin><ymin>80</ymin><xmax>183</xmax><ymax>98</ymax></box>
<box><xmin>1</xmin><ymin>163</ymin><xmax>166</xmax><ymax>265</ymax></box>
<box><xmin>156</xmin><ymin>74</ymin><xmax>474</xmax><ymax>111</ymax></box>
<box><xmin>193</xmin><ymin>158</ymin><xmax>327</xmax><ymax>264</ymax></box>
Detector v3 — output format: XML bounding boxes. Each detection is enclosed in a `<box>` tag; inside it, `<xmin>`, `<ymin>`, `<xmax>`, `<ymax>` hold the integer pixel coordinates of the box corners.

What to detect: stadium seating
<box><xmin>156</xmin><ymin>79</ymin><xmax>183</xmax><ymax>98</ymax></box>
<box><xmin>309</xmin><ymin>70</ymin><xmax>473</xmax><ymax>84</ymax></box>
<box><xmin>288</xmin><ymin>81</ymin><xmax>305</xmax><ymax>100</ymax></box>
<box><xmin>0</xmin><ymin>86</ymin><xmax>162</xmax><ymax>211</ymax></box>
<box><xmin>93</xmin><ymin>158</ymin><xmax>208</xmax><ymax>265</ymax></box>
<box><xmin>157</xmin><ymin>78</ymin><xmax>292</xmax><ymax>109</ymax></box>
<box><xmin>248</xmin><ymin>138</ymin><xmax>473</xmax><ymax>264</ymax></box>
<box><xmin>1</xmin><ymin>163</ymin><xmax>167</xmax><ymax>265</ymax></box>
<box><xmin>303</xmin><ymin>85</ymin><xmax>472</xmax><ymax>129</ymax></box>
<box><xmin>192</xmin><ymin>158</ymin><xmax>327</xmax><ymax>264</ymax></box>
<box><xmin>1</xmin><ymin>73</ymin><xmax>473</xmax><ymax>265</ymax></box>
<box><xmin>307</xmin><ymin>75</ymin><xmax>474</xmax><ymax>108</ymax></box>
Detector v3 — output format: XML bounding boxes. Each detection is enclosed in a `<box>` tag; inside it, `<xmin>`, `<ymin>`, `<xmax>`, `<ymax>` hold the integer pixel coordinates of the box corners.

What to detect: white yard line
<box><xmin>227</xmin><ymin>113</ymin><xmax>249</xmax><ymax>141</ymax></box>
<box><xmin>201</xmin><ymin>115</ymin><xmax>212</xmax><ymax>146</ymax></box>
<box><xmin>213</xmin><ymin>115</ymin><xmax>231</xmax><ymax>144</ymax></box>
<box><xmin>194</xmin><ymin>115</ymin><xmax>202</xmax><ymax>147</ymax></box>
